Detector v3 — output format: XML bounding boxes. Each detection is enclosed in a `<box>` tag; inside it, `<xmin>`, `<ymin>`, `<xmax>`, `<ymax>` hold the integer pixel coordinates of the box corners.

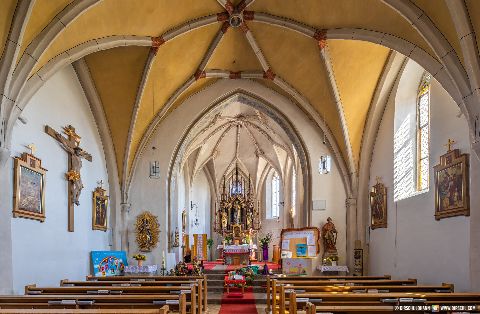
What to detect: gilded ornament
<box><xmin>135</xmin><ymin>211</ymin><xmax>160</xmax><ymax>252</ymax></box>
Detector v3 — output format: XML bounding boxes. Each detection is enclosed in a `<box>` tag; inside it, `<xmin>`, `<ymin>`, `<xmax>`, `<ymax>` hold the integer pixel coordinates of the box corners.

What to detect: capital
<box><xmin>0</xmin><ymin>147</ymin><xmax>11</xmax><ymax>168</ymax></box>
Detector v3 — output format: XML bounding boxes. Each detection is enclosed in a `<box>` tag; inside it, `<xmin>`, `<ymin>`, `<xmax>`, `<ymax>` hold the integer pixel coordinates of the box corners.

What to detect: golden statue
<box><xmin>221</xmin><ymin>211</ymin><xmax>228</xmax><ymax>230</ymax></box>
<box><xmin>135</xmin><ymin>211</ymin><xmax>160</xmax><ymax>252</ymax></box>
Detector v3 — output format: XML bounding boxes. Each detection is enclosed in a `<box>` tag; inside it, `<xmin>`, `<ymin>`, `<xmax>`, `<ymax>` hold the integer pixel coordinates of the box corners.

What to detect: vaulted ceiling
<box><xmin>1</xmin><ymin>0</ymin><xmax>477</xmax><ymax>188</ymax></box>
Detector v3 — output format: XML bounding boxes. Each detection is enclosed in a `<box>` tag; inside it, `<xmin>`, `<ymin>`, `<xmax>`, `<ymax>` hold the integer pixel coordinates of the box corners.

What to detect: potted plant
<box><xmin>259</xmin><ymin>232</ymin><xmax>273</xmax><ymax>262</ymax></box>
<box><xmin>206</xmin><ymin>238</ymin><xmax>214</xmax><ymax>261</ymax></box>
<box><xmin>132</xmin><ymin>254</ymin><xmax>146</xmax><ymax>266</ymax></box>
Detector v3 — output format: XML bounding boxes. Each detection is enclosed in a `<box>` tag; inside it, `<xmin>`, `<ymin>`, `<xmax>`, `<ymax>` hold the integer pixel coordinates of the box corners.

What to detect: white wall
<box><xmin>369</xmin><ymin>60</ymin><xmax>472</xmax><ymax>291</ymax></box>
<box><xmin>10</xmin><ymin>66</ymin><xmax>110</xmax><ymax>294</ymax></box>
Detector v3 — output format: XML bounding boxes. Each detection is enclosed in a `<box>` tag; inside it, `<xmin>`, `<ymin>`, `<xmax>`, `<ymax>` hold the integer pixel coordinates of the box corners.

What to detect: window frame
<box><xmin>415</xmin><ymin>71</ymin><xmax>431</xmax><ymax>192</ymax></box>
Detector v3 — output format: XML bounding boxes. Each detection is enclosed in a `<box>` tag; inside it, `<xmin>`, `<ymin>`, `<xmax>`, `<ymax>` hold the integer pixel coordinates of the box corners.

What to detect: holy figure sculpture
<box><xmin>321</xmin><ymin>217</ymin><xmax>338</xmax><ymax>254</ymax></box>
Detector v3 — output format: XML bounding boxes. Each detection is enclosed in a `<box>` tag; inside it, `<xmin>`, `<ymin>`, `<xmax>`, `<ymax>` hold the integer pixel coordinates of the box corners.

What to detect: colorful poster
<box><xmin>91</xmin><ymin>251</ymin><xmax>128</xmax><ymax>277</ymax></box>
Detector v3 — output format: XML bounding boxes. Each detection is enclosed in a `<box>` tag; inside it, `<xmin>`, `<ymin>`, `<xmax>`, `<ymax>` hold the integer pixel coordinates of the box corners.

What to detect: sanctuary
<box><xmin>1</xmin><ymin>1</ymin><xmax>480</xmax><ymax>313</ymax></box>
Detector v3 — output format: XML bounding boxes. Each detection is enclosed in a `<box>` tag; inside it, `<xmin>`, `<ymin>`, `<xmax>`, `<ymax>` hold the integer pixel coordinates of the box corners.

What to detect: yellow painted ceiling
<box><xmin>206</xmin><ymin>27</ymin><xmax>262</xmax><ymax>71</ymax></box>
<box><xmin>249</xmin><ymin>21</ymin><xmax>348</xmax><ymax>163</ymax></box>
<box><xmin>412</xmin><ymin>0</ymin><xmax>464</xmax><ymax>66</ymax></box>
<box><xmin>17</xmin><ymin>0</ymin><xmax>72</xmax><ymax>64</ymax></box>
<box><xmin>249</xmin><ymin>0</ymin><xmax>436</xmax><ymax>59</ymax></box>
<box><xmin>466</xmin><ymin>0</ymin><xmax>480</xmax><ymax>53</ymax></box>
<box><xmin>2</xmin><ymin>0</ymin><xmax>473</xmax><ymax>184</ymax></box>
<box><xmin>128</xmin><ymin>23</ymin><xmax>220</xmax><ymax>171</ymax></box>
<box><xmin>32</xmin><ymin>0</ymin><xmax>221</xmax><ymax>74</ymax></box>
<box><xmin>0</xmin><ymin>0</ymin><xmax>17</xmax><ymax>58</ymax></box>
<box><xmin>327</xmin><ymin>40</ymin><xmax>390</xmax><ymax>168</ymax></box>
<box><xmin>85</xmin><ymin>46</ymin><xmax>151</xmax><ymax>180</ymax></box>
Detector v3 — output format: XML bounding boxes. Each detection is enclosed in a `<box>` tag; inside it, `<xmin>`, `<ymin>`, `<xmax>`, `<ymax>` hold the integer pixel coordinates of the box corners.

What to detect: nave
<box><xmin>1</xmin><ymin>0</ymin><xmax>480</xmax><ymax>313</ymax></box>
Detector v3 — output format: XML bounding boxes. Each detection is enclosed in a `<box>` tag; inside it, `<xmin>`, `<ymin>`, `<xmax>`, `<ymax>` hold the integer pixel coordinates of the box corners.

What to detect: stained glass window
<box><xmin>417</xmin><ymin>72</ymin><xmax>431</xmax><ymax>191</ymax></box>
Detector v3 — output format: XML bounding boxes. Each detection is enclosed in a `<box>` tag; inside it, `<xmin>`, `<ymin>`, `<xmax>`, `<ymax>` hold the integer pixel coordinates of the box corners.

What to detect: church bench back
<box><xmin>278</xmin><ymin>283</ymin><xmax>454</xmax><ymax>313</ymax></box>
<box><xmin>25</xmin><ymin>284</ymin><xmax>200</xmax><ymax>314</ymax></box>
<box><xmin>265</xmin><ymin>275</ymin><xmax>391</xmax><ymax>312</ymax></box>
<box><xmin>0</xmin><ymin>307</ymin><xmax>169</xmax><ymax>314</ymax></box>
<box><xmin>85</xmin><ymin>276</ymin><xmax>207</xmax><ymax>311</ymax></box>
<box><xmin>288</xmin><ymin>292</ymin><xmax>480</xmax><ymax>314</ymax></box>
<box><xmin>66</xmin><ymin>279</ymin><xmax>206</xmax><ymax>312</ymax></box>
<box><xmin>0</xmin><ymin>294</ymin><xmax>186</xmax><ymax>314</ymax></box>
<box><xmin>269</xmin><ymin>278</ymin><xmax>417</xmax><ymax>314</ymax></box>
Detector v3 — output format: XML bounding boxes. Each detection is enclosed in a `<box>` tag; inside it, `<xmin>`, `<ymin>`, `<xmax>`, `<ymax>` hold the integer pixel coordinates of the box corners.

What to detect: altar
<box><xmin>218</xmin><ymin>244</ymin><xmax>257</xmax><ymax>265</ymax></box>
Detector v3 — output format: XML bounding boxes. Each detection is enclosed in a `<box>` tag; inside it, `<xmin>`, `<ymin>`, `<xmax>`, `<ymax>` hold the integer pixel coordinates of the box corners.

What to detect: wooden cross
<box><xmin>444</xmin><ymin>138</ymin><xmax>456</xmax><ymax>152</ymax></box>
<box><xmin>45</xmin><ymin>125</ymin><xmax>92</xmax><ymax>232</ymax></box>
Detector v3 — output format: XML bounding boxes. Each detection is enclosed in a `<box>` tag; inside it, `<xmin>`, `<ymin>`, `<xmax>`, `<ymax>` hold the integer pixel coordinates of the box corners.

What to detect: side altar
<box><xmin>214</xmin><ymin>164</ymin><xmax>261</xmax><ymax>265</ymax></box>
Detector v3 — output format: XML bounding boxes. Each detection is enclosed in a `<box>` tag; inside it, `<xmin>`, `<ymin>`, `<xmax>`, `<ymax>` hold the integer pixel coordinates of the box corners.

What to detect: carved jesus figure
<box><xmin>46</xmin><ymin>125</ymin><xmax>92</xmax><ymax>206</ymax></box>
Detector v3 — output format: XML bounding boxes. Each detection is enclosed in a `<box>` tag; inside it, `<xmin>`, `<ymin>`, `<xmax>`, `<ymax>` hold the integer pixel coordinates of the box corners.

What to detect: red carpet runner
<box><xmin>218</xmin><ymin>287</ymin><xmax>258</xmax><ymax>314</ymax></box>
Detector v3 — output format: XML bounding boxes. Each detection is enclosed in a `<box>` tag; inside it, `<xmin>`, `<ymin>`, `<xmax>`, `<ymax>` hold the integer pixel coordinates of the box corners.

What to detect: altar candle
<box><xmin>162</xmin><ymin>250</ymin><xmax>165</xmax><ymax>266</ymax></box>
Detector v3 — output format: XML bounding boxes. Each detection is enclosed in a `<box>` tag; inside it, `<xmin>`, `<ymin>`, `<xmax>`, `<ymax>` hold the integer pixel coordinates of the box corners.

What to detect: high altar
<box><xmin>214</xmin><ymin>165</ymin><xmax>260</xmax><ymax>265</ymax></box>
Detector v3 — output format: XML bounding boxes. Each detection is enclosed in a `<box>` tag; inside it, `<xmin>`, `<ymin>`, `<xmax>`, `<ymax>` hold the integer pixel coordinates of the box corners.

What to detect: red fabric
<box><xmin>218</xmin><ymin>286</ymin><xmax>257</xmax><ymax>314</ymax></box>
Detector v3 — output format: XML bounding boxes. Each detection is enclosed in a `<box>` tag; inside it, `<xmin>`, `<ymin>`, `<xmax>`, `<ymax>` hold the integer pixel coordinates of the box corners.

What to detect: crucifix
<box><xmin>444</xmin><ymin>138</ymin><xmax>456</xmax><ymax>152</ymax></box>
<box><xmin>45</xmin><ymin>125</ymin><xmax>92</xmax><ymax>232</ymax></box>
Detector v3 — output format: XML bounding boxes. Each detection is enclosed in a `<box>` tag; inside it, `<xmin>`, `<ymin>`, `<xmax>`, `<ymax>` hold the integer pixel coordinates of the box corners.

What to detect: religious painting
<box><xmin>370</xmin><ymin>180</ymin><xmax>387</xmax><ymax>229</ymax></box>
<box><xmin>232</xmin><ymin>224</ymin><xmax>242</xmax><ymax>238</ymax></box>
<box><xmin>434</xmin><ymin>148</ymin><xmax>469</xmax><ymax>220</ymax></box>
<box><xmin>13</xmin><ymin>153</ymin><xmax>47</xmax><ymax>222</ymax></box>
<box><xmin>92</xmin><ymin>185</ymin><xmax>108</xmax><ymax>231</ymax></box>
<box><xmin>135</xmin><ymin>211</ymin><xmax>160</xmax><ymax>252</ymax></box>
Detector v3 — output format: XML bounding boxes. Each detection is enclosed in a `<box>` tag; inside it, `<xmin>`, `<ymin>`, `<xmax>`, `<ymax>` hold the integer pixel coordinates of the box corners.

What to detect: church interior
<box><xmin>1</xmin><ymin>0</ymin><xmax>480</xmax><ymax>313</ymax></box>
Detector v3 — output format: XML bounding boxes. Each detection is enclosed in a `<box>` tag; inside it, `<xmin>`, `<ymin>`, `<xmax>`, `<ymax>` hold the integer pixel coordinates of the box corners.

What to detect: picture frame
<box><xmin>92</xmin><ymin>186</ymin><xmax>108</xmax><ymax>231</ymax></box>
<box><xmin>434</xmin><ymin>148</ymin><xmax>469</xmax><ymax>220</ymax></box>
<box><xmin>13</xmin><ymin>153</ymin><xmax>47</xmax><ymax>222</ymax></box>
<box><xmin>370</xmin><ymin>181</ymin><xmax>387</xmax><ymax>229</ymax></box>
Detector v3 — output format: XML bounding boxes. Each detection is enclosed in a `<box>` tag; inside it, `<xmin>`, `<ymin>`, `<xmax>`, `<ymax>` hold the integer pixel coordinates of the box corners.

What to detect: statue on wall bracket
<box><xmin>370</xmin><ymin>177</ymin><xmax>387</xmax><ymax>229</ymax></box>
<box><xmin>434</xmin><ymin>139</ymin><xmax>470</xmax><ymax>220</ymax></box>
<box><xmin>135</xmin><ymin>211</ymin><xmax>160</xmax><ymax>252</ymax></box>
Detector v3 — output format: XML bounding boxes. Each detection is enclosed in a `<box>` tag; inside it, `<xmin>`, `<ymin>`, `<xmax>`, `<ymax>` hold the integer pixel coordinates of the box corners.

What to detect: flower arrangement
<box><xmin>224</xmin><ymin>234</ymin><xmax>233</xmax><ymax>244</ymax></box>
<box><xmin>132</xmin><ymin>254</ymin><xmax>146</xmax><ymax>261</ymax></box>
<box><xmin>259</xmin><ymin>232</ymin><xmax>273</xmax><ymax>249</ymax></box>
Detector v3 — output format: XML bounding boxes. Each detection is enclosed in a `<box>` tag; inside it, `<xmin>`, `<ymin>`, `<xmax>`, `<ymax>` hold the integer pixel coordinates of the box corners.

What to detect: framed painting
<box><xmin>13</xmin><ymin>153</ymin><xmax>47</xmax><ymax>222</ymax></box>
<box><xmin>92</xmin><ymin>186</ymin><xmax>108</xmax><ymax>231</ymax></box>
<box><xmin>91</xmin><ymin>251</ymin><xmax>128</xmax><ymax>277</ymax></box>
<box><xmin>434</xmin><ymin>148</ymin><xmax>469</xmax><ymax>220</ymax></box>
<box><xmin>370</xmin><ymin>180</ymin><xmax>387</xmax><ymax>229</ymax></box>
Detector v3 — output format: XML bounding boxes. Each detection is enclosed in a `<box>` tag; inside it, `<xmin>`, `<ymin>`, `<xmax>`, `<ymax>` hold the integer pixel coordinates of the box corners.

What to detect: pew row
<box><xmin>278</xmin><ymin>283</ymin><xmax>454</xmax><ymax>313</ymax></box>
<box><xmin>26</xmin><ymin>284</ymin><xmax>199</xmax><ymax>314</ymax></box>
<box><xmin>265</xmin><ymin>275</ymin><xmax>394</xmax><ymax>312</ymax></box>
<box><xmin>84</xmin><ymin>276</ymin><xmax>207</xmax><ymax>312</ymax></box>
<box><xmin>269</xmin><ymin>278</ymin><xmax>417</xmax><ymax>314</ymax></box>
<box><xmin>0</xmin><ymin>294</ymin><xmax>186</xmax><ymax>314</ymax></box>
<box><xmin>291</xmin><ymin>292</ymin><xmax>480</xmax><ymax>314</ymax></box>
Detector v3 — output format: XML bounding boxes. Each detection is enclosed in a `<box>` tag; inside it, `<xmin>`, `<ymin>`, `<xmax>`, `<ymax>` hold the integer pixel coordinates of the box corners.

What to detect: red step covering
<box><xmin>219</xmin><ymin>286</ymin><xmax>257</xmax><ymax>314</ymax></box>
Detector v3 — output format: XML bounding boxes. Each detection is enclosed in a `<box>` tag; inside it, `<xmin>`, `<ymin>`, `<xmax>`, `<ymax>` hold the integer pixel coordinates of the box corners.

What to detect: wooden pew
<box><xmin>288</xmin><ymin>292</ymin><xmax>480</xmax><ymax>314</ymax></box>
<box><xmin>0</xmin><ymin>308</ymin><xmax>168</xmax><ymax>314</ymax></box>
<box><xmin>278</xmin><ymin>283</ymin><xmax>454</xmax><ymax>313</ymax></box>
<box><xmin>265</xmin><ymin>275</ymin><xmax>391</xmax><ymax>312</ymax></box>
<box><xmin>0</xmin><ymin>294</ymin><xmax>186</xmax><ymax>314</ymax></box>
<box><xmin>26</xmin><ymin>284</ymin><xmax>199</xmax><ymax>314</ymax></box>
<box><xmin>85</xmin><ymin>276</ymin><xmax>207</xmax><ymax>311</ymax></box>
<box><xmin>270</xmin><ymin>278</ymin><xmax>417</xmax><ymax>314</ymax></box>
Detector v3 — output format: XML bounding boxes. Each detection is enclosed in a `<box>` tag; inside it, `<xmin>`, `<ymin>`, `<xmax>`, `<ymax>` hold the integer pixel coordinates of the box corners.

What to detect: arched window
<box><xmin>291</xmin><ymin>166</ymin><xmax>296</xmax><ymax>215</ymax></box>
<box><xmin>271</xmin><ymin>173</ymin><xmax>280</xmax><ymax>219</ymax></box>
<box><xmin>417</xmin><ymin>72</ymin><xmax>431</xmax><ymax>191</ymax></box>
